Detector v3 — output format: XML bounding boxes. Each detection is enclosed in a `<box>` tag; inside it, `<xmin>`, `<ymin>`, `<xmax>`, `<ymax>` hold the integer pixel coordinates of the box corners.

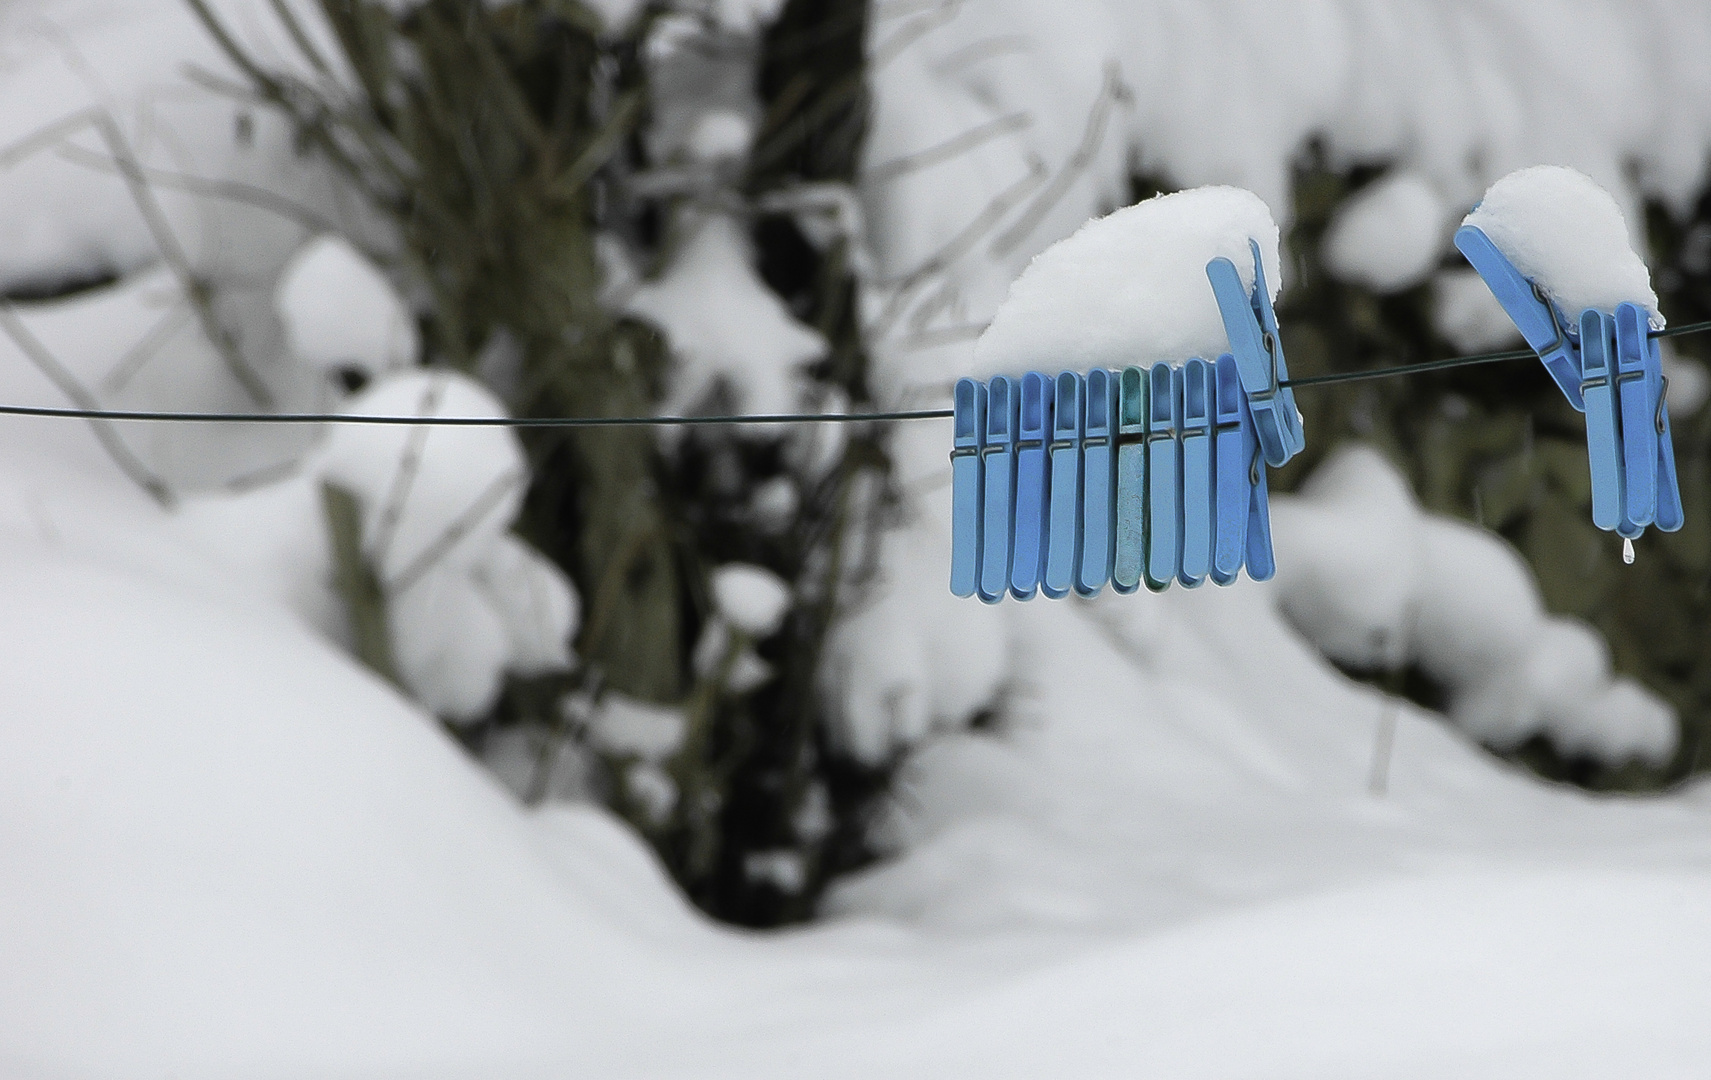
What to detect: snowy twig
<box><xmin>369</xmin><ymin>378</ymin><xmax>447</xmax><ymax>569</ymax></box>
<box><xmin>990</xmin><ymin>61</ymin><xmax>1127</xmax><ymax>258</ymax></box>
<box><xmin>866</xmin><ymin>155</ymin><xmax>1046</xmax><ymax>341</ymax></box>
<box><xmin>100</xmin><ymin>303</ymin><xmax>196</xmax><ymax>396</ymax></box>
<box><xmin>0</xmin><ymin>304</ymin><xmax>175</xmax><ymax>508</ymax></box>
<box><xmin>49</xmin><ymin>142</ymin><xmax>338</xmax><ymax>235</ymax></box>
<box><xmin>17</xmin><ymin>21</ymin><xmax>279</xmax><ymax>407</ymax></box>
<box><xmin>870</xmin><ymin>0</ymin><xmax>964</xmax><ymax>70</ymax></box>
<box><xmin>865</xmin><ymin>111</ymin><xmax>1033</xmax><ymax>184</ymax></box>
<box><xmin>388</xmin><ymin>469</ymin><xmax>525</xmax><ymax>596</ymax></box>
<box><xmin>932</xmin><ymin>34</ymin><xmax>1031</xmax><ymax>77</ymax></box>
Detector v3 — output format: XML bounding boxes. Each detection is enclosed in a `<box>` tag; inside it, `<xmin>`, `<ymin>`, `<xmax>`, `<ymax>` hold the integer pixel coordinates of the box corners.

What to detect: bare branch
<box><xmin>388</xmin><ymin>468</ymin><xmax>526</xmax><ymax>595</ymax></box>
<box><xmin>873</xmin><ymin>0</ymin><xmax>963</xmax><ymax>66</ymax></box>
<box><xmin>864</xmin><ymin>110</ymin><xmax>1032</xmax><ymax>185</ymax></box>
<box><xmin>101</xmin><ymin>301</ymin><xmax>195</xmax><ymax>396</ymax></box>
<box><xmin>0</xmin><ymin>303</ymin><xmax>174</xmax><ymax>507</ymax></box>
<box><xmin>990</xmin><ymin>61</ymin><xmax>1126</xmax><ymax>258</ymax></box>
<box><xmin>370</xmin><ymin>378</ymin><xmax>448</xmax><ymax>568</ymax></box>
<box><xmin>933</xmin><ymin>34</ymin><xmax>1031</xmax><ymax>77</ymax></box>
<box><xmin>50</xmin><ymin>142</ymin><xmax>337</xmax><ymax>235</ymax></box>
<box><xmin>866</xmin><ymin>155</ymin><xmax>1046</xmax><ymax>341</ymax></box>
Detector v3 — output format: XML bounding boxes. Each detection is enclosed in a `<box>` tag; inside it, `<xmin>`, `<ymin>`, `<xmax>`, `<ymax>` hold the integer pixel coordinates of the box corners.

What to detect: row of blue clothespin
<box><xmin>951</xmin><ymin>241</ymin><xmax>1304</xmax><ymax>601</ymax></box>
<box><xmin>1455</xmin><ymin>225</ymin><xmax>1683</xmax><ymax>539</ymax></box>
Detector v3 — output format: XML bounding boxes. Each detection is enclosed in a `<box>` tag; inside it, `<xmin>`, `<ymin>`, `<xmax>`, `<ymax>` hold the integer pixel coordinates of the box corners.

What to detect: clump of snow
<box><xmin>471</xmin><ymin>533</ymin><xmax>577</xmax><ymax>676</ymax></box>
<box><xmin>1432</xmin><ymin>267</ymin><xmax>1524</xmax><ymax>351</ymax></box>
<box><xmin>685</xmin><ymin>110</ymin><xmax>754</xmax><ymax>164</ymax></box>
<box><xmin>711</xmin><ymin>562</ymin><xmax>792</xmax><ymax>637</ymax></box>
<box><xmin>1273</xmin><ymin>445</ymin><xmax>1677</xmax><ymax>766</ymax></box>
<box><xmin>274</xmin><ymin>235</ymin><xmax>418</xmax><ymax>381</ymax></box>
<box><xmin>1269</xmin><ymin>448</ymin><xmax>1421</xmax><ymax>669</ymax></box>
<box><xmin>579</xmin><ymin>0</ymin><xmax>647</xmax><ymax>35</ymax></box>
<box><xmin>626</xmin><ymin>213</ymin><xmax>826</xmax><ymax>418</ymax></box>
<box><xmin>975</xmin><ymin>187</ymin><xmax>1281</xmax><ymax>374</ymax></box>
<box><xmin>584</xmin><ymin>694</ymin><xmax>687</xmax><ymax>761</ymax></box>
<box><xmin>1463</xmin><ymin>166</ymin><xmax>1662</xmax><ymax>325</ymax></box>
<box><xmin>819</xmin><ymin>527</ymin><xmax>1009</xmax><ymax>765</ymax></box>
<box><xmin>744</xmin><ymin>849</ymin><xmax>807</xmax><ymax>893</ymax></box>
<box><xmin>1322</xmin><ymin>172</ymin><xmax>1448</xmax><ymax>293</ymax></box>
<box><xmin>712</xmin><ymin>0</ymin><xmax>790</xmax><ymax>33</ymax></box>
<box><xmin>1662</xmin><ymin>345</ymin><xmax>1710</xmax><ymax>416</ymax></box>
<box><xmin>390</xmin><ymin>561</ymin><xmax>513</xmax><ymax>721</ymax></box>
<box><xmin>317</xmin><ymin>371</ymin><xmax>524</xmax><ymax>583</ymax></box>
<box><xmin>693</xmin><ymin>617</ymin><xmax>775</xmax><ymax>692</ymax></box>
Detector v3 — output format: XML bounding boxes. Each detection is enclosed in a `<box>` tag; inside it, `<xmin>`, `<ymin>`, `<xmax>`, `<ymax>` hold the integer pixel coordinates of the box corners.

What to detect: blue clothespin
<box><xmin>1144</xmin><ymin>362</ymin><xmax>1181</xmax><ymax>592</ymax></box>
<box><xmin>1578</xmin><ymin>309</ymin><xmax>1626</xmax><ymax>534</ymax></box>
<box><xmin>950</xmin><ymin>377</ymin><xmax>986</xmax><ymax>598</ymax></box>
<box><xmin>1043</xmin><ymin>371</ymin><xmax>1084</xmax><ymax>599</ymax></box>
<box><xmin>1207</xmin><ymin>239</ymin><xmax>1303</xmax><ymax>467</ymax></box>
<box><xmin>1453</xmin><ymin>225</ymin><xmax>1584</xmax><ymax>409</ymax></box>
<box><xmin>1613</xmin><ymin>303</ymin><xmax>1658</xmax><ymax>532</ymax></box>
<box><xmin>1616</xmin><ymin>303</ymin><xmax>1683</xmax><ymax>532</ymax></box>
<box><xmin>979</xmin><ymin>375</ymin><xmax>1017</xmax><ymax>603</ymax></box>
<box><xmin>1178</xmin><ymin>358</ymin><xmax>1213</xmax><ymax>587</ymax></box>
<box><xmin>1078</xmin><ymin>368</ymin><xmax>1118</xmax><ymax>596</ymax></box>
<box><xmin>1242</xmin><ymin>395</ymin><xmax>1277</xmax><ymax>582</ymax></box>
<box><xmin>1210</xmin><ymin>355</ymin><xmax>1248</xmax><ymax>586</ymax></box>
<box><xmin>1113</xmin><ymin>365</ymin><xmax>1147</xmax><ymax>594</ymax></box>
<box><xmin>1010</xmin><ymin>371</ymin><xmax>1052</xmax><ymax>600</ymax></box>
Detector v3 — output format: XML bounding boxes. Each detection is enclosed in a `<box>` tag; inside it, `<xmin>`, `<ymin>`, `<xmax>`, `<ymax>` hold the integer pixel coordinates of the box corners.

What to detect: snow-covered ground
<box><xmin>5</xmin><ymin>1</ymin><xmax>1711</xmax><ymax>1077</ymax></box>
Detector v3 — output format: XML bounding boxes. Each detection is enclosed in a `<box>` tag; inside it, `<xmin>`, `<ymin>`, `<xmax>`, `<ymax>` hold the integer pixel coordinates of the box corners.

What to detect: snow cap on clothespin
<box><xmin>975</xmin><ymin>187</ymin><xmax>1282</xmax><ymax>376</ymax></box>
<box><xmin>1455</xmin><ymin>166</ymin><xmax>1682</xmax><ymax>542</ymax></box>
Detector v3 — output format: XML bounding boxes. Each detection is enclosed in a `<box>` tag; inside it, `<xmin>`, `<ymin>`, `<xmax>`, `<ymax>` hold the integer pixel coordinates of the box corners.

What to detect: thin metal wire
<box><xmin>1280</xmin><ymin>318</ymin><xmax>1711</xmax><ymax>390</ymax></box>
<box><xmin>0</xmin><ymin>321</ymin><xmax>1706</xmax><ymax>429</ymax></box>
<box><xmin>0</xmin><ymin>404</ymin><xmax>954</xmax><ymax>426</ymax></box>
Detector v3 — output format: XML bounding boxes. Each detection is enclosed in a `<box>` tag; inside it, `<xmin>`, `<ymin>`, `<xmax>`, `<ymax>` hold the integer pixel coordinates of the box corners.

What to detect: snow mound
<box><xmin>1463</xmin><ymin>166</ymin><xmax>1661</xmax><ymax>325</ymax></box>
<box><xmin>1323</xmin><ymin>172</ymin><xmax>1448</xmax><ymax>293</ymax></box>
<box><xmin>1273</xmin><ymin>446</ymin><xmax>1677</xmax><ymax>766</ymax></box>
<box><xmin>975</xmin><ymin>186</ymin><xmax>1281</xmax><ymax>374</ymax></box>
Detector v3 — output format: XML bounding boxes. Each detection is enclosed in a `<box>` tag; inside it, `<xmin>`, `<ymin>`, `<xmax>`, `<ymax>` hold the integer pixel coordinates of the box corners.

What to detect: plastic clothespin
<box><xmin>979</xmin><ymin>375</ymin><xmax>1018</xmax><ymax>603</ymax></box>
<box><xmin>1207</xmin><ymin>239</ymin><xmax>1304</xmax><ymax>467</ymax></box>
<box><xmin>1078</xmin><ymin>368</ymin><xmax>1118</xmax><ymax>596</ymax></box>
<box><xmin>1578</xmin><ymin>309</ymin><xmax>1627</xmax><ymax>534</ymax></box>
<box><xmin>1242</xmin><ymin>391</ymin><xmax>1277</xmax><ymax>582</ymax></box>
<box><xmin>1210</xmin><ymin>354</ymin><xmax>1248</xmax><ymax>586</ymax></box>
<box><xmin>1615</xmin><ymin>303</ymin><xmax>1684</xmax><ymax>532</ymax></box>
<box><xmin>1113</xmin><ymin>366</ymin><xmax>1148</xmax><ymax>594</ymax></box>
<box><xmin>1009</xmin><ymin>371</ymin><xmax>1053</xmax><ymax>600</ymax></box>
<box><xmin>949</xmin><ymin>377</ymin><xmax>986</xmax><ymax>598</ymax></box>
<box><xmin>1043</xmin><ymin>371</ymin><xmax>1085</xmax><ymax>599</ymax></box>
<box><xmin>1453</xmin><ymin>224</ymin><xmax>1585</xmax><ymax>410</ymax></box>
<box><xmin>1144</xmin><ymin>362</ymin><xmax>1182</xmax><ymax>592</ymax></box>
<box><xmin>1178</xmin><ymin>358</ymin><xmax>1213</xmax><ymax>587</ymax></box>
<box><xmin>1615</xmin><ymin>302</ymin><xmax>1656</xmax><ymax>530</ymax></box>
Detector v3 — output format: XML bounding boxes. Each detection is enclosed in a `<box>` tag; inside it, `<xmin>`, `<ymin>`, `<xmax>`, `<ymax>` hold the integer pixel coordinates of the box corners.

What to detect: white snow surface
<box><xmin>975</xmin><ymin>187</ymin><xmax>1279</xmax><ymax>375</ymax></box>
<box><xmin>1463</xmin><ymin>166</ymin><xmax>1662</xmax><ymax>325</ymax></box>
<box><xmin>5</xmin><ymin>1</ymin><xmax>1711</xmax><ymax>1077</ymax></box>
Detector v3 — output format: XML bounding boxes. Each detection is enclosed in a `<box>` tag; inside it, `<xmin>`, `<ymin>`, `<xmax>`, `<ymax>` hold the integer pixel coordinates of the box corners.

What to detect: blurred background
<box><xmin>5</xmin><ymin>5</ymin><xmax>1711</xmax><ymax>1068</ymax></box>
